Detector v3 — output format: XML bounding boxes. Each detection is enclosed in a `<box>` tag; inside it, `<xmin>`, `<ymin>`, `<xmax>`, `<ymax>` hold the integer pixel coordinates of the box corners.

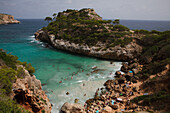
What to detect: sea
<box><xmin>0</xmin><ymin>19</ymin><xmax>170</xmax><ymax>112</ymax></box>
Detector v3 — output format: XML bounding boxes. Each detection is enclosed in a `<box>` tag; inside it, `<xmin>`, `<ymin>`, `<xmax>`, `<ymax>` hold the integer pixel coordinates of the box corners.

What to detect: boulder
<box><xmin>125</xmin><ymin>75</ymin><xmax>132</xmax><ymax>81</ymax></box>
<box><xmin>104</xmin><ymin>80</ymin><xmax>114</xmax><ymax>90</ymax></box>
<box><xmin>132</xmin><ymin>68</ymin><xmax>139</xmax><ymax>75</ymax></box>
<box><xmin>103</xmin><ymin>106</ymin><xmax>113</xmax><ymax>113</ymax></box>
<box><xmin>129</xmin><ymin>103</ymin><xmax>138</xmax><ymax>109</ymax></box>
<box><xmin>86</xmin><ymin>98</ymin><xmax>94</xmax><ymax>106</ymax></box>
<box><xmin>121</xmin><ymin>63</ymin><xmax>129</xmax><ymax>72</ymax></box>
<box><xmin>110</xmin><ymin>104</ymin><xmax>118</xmax><ymax>110</ymax></box>
<box><xmin>12</xmin><ymin>66</ymin><xmax>52</xmax><ymax>113</ymax></box>
<box><xmin>60</xmin><ymin>102</ymin><xmax>86</xmax><ymax>113</ymax></box>
<box><xmin>74</xmin><ymin>99</ymin><xmax>79</xmax><ymax>103</ymax></box>
<box><xmin>129</xmin><ymin>63</ymin><xmax>138</xmax><ymax>69</ymax></box>
<box><xmin>115</xmin><ymin>71</ymin><xmax>121</xmax><ymax>77</ymax></box>
<box><xmin>118</xmin><ymin>77</ymin><xmax>126</xmax><ymax>84</ymax></box>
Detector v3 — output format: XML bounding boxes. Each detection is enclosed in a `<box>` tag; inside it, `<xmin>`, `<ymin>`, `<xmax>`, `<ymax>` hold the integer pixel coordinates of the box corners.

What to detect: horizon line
<box><xmin>16</xmin><ymin>18</ymin><xmax>170</xmax><ymax>21</ymax></box>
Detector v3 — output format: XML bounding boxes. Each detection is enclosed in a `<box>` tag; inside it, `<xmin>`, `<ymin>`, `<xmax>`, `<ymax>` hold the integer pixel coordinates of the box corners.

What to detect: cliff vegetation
<box><xmin>42</xmin><ymin>8</ymin><xmax>132</xmax><ymax>47</ymax></box>
<box><xmin>0</xmin><ymin>49</ymin><xmax>52</xmax><ymax>113</ymax></box>
<box><xmin>0</xmin><ymin>49</ymin><xmax>33</xmax><ymax>113</ymax></box>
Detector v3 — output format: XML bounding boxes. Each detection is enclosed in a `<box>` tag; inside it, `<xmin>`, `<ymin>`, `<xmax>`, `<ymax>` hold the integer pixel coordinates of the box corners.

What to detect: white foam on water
<box><xmin>27</xmin><ymin>35</ymin><xmax>44</xmax><ymax>44</ymax></box>
<box><xmin>29</xmin><ymin>35</ymin><xmax>35</xmax><ymax>38</ymax></box>
<box><xmin>76</xmin><ymin>80</ymin><xmax>83</xmax><ymax>83</ymax></box>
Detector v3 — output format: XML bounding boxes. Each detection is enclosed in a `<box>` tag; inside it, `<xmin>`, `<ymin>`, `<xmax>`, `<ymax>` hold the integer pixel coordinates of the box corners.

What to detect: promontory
<box><xmin>0</xmin><ymin>14</ymin><xmax>20</xmax><ymax>24</ymax></box>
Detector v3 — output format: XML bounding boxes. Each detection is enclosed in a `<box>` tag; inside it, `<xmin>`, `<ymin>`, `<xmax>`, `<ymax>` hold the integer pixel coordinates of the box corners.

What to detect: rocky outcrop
<box><xmin>60</xmin><ymin>102</ymin><xmax>86</xmax><ymax>113</ymax></box>
<box><xmin>0</xmin><ymin>14</ymin><xmax>20</xmax><ymax>24</ymax></box>
<box><xmin>12</xmin><ymin>65</ymin><xmax>52</xmax><ymax>113</ymax></box>
<box><xmin>35</xmin><ymin>30</ymin><xmax>142</xmax><ymax>61</ymax></box>
<box><xmin>57</xmin><ymin>8</ymin><xmax>102</xmax><ymax>20</ymax></box>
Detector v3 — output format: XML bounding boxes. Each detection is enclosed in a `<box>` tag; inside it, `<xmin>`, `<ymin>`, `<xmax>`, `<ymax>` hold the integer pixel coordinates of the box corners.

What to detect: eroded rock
<box><xmin>60</xmin><ymin>102</ymin><xmax>86</xmax><ymax>113</ymax></box>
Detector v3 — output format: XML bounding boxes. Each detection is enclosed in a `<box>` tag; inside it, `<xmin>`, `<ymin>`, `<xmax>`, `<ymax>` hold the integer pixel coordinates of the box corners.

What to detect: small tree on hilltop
<box><xmin>44</xmin><ymin>17</ymin><xmax>52</xmax><ymax>23</ymax></box>
<box><xmin>52</xmin><ymin>13</ymin><xmax>57</xmax><ymax>20</ymax></box>
<box><xmin>113</xmin><ymin>19</ymin><xmax>120</xmax><ymax>25</ymax></box>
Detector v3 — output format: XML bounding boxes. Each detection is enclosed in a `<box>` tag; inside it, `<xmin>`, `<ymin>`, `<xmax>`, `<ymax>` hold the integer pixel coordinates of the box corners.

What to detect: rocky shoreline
<box><xmin>0</xmin><ymin>14</ymin><xmax>20</xmax><ymax>24</ymax></box>
<box><xmin>60</xmin><ymin>59</ymin><xmax>169</xmax><ymax>113</ymax></box>
<box><xmin>34</xmin><ymin>30</ymin><xmax>142</xmax><ymax>61</ymax></box>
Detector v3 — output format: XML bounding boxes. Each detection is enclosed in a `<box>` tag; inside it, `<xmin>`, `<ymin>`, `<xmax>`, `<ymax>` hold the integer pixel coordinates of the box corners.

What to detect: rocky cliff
<box><xmin>35</xmin><ymin>30</ymin><xmax>142</xmax><ymax>61</ymax></box>
<box><xmin>0</xmin><ymin>50</ymin><xmax>52</xmax><ymax>113</ymax></box>
<box><xmin>0</xmin><ymin>14</ymin><xmax>20</xmax><ymax>24</ymax></box>
<box><xmin>34</xmin><ymin>8</ymin><xmax>143</xmax><ymax>61</ymax></box>
<box><xmin>12</xmin><ymin>65</ymin><xmax>52</xmax><ymax>113</ymax></box>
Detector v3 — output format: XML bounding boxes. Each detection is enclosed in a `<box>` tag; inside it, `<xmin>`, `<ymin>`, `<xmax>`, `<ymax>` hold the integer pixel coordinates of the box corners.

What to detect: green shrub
<box><xmin>134</xmin><ymin>29</ymin><xmax>149</xmax><ymax>34</ymax></box>
<box><xmin>132</xmin><ymin>91</ymin><xmax>170</xmax><ymax>106</ymax></box>
<box><xmin>150</xmin><ymin>30</ymin><xmax>161</xmax><ymax>34</ymax></box>
<box><xmin>0</xmin><ymin>67</ymin><xmax>16</xmax><ymax>94</ymax></box>
<box><xmin>18</xmin><ymin>61</ymin><xmax>35</xmax><ymax>75</ymax></box>
<box><xmin>42</xmin><ymin>109</ymin><xmax>45</xmax><ymax>113</ymax></box>
<box><xmin>0</xmin><ymin>50</ymin><xmax>18</xmax><ymax>69</ymax></box>
<box><xmin>0</xmin><ymin>90</ymin><xmax>30</xmax><ymax>113</ymax></box>
<box><xmin>112</xmin><ymin>25</ymin><xmax>129</xmax><ymax>31</ymax></box>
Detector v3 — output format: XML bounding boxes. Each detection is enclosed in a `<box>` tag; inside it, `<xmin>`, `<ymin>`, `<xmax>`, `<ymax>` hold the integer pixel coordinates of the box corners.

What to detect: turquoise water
<box><xmin>0</xmin><ymin>19</ymin><xmax>122</xmax><ymax>112</ymax></box>
<box><xmin>0</xmin><ymin>19</ymin><xmax>170</xmax><ymax>112</ymax></box>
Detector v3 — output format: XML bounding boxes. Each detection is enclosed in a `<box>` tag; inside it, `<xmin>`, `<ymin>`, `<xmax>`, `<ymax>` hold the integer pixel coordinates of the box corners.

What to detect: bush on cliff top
<box><xmin>140</xmin><ymin>31</ymin><xmax>170</xmax><ymax>63</ymax></box>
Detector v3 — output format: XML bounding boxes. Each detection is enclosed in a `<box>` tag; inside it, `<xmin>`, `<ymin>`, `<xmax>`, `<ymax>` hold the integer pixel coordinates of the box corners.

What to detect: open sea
<box><xmin>0</xmin><ymin>19</ymin><xmax>170</xmax><ymax>112</ymax></box>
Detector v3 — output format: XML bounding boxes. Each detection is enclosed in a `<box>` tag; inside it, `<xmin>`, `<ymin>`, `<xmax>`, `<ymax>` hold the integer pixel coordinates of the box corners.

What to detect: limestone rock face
<box><xmin>60</xmin><ymin>102</ymin><xmax>86</xmax><ymax>113</ymax></box>
<box><xmin>12</xmin><ymin>66</ymin><xmax>52</xmax><ymax>113</ymax></box>
<box><xmin>34</xmin><ymin>30</ymin><xmax>143</xmax><ymax>61</ymax></box>
<box><xmin>0</xmin><ymin>14</ymin><xmax>20</xmax><ymax>24</ymax></box>
<box><xmin>57</xmin><ymin>8</ymin><xmax>102</xmax><ymax>20</ymax></box>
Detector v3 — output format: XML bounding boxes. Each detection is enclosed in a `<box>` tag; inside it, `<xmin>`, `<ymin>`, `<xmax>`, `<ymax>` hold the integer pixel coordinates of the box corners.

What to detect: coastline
<box><xmin>0</xmin><ymin>17</ymin><xmax>169</xmax><ymax>113</ymax></box>
<box><xmin>34</xmin><ymin>29</ymin><xmax>142</xmax><ymax>61</ymax></box>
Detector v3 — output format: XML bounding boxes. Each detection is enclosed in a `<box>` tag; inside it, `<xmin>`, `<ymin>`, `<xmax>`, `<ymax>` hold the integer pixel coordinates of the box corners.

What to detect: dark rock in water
<box><xmin>115</xmin><ymin>71</ymin><xmax>121</xmax><ymax>77</ymax></box>
<box><xmin>74</xmin><ymin>99</ymin><xmax>79</xmax><ymax>103</ymax></box>
<box><xmin>91</xmin><ymin>69</ymin><xmax>100</xmax><ymax>73</ymax></box>
<box><xmin>42</xmin><ymin>83</ymin><xmax>47</xmax><ymax>86</ymax></box>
